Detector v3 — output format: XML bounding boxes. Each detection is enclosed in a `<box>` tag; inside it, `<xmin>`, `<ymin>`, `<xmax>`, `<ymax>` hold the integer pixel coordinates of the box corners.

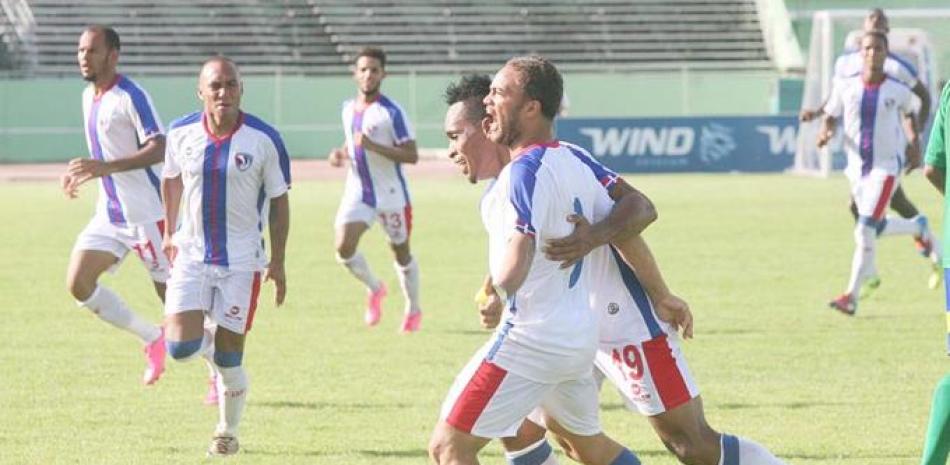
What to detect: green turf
<box><xmin>0</xmin><ymin>173</ymin><xmax>947</xmax><ymax>464</ymax></box>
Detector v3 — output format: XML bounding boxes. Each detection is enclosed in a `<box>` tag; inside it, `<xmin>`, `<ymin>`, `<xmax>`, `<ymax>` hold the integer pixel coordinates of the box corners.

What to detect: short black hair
<box><xmin>84</xmin><ymin>25</ymin><xmax>120</xmax><ymax>51</ymax></box>
<box><xmin>863</xmin><ymin>30</ymin><xmax>889</xmax><ymax>49</ymax></box>
<box><xmin>505</xmin><ymin>56</ymin><xmax>562</xmax><ymax>120</ymax></box>
<box><xmin>444</xmin><ymin>74</ymin><xmax>491</xmax><ymax>123</ymax></box>
<box><xmin>355</xmin><ymin>47</ymin><xmax>386</xmax><ymax>68</ymax></box>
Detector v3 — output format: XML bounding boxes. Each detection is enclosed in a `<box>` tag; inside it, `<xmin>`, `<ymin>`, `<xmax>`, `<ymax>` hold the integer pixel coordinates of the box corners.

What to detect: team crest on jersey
<box><xmin>607</xmin><ymin>302</ymin><xmax>620</xmax><ymax>315</ymax></box>
<box><xmin>234</xmin><ymin>153</ymin><xmax>254</xmax><ymax>171</ymax></box>
<box><xmin>884</xmin><ymin>98</ymin><xmax>896</xmax><ymax>109</ymax></box>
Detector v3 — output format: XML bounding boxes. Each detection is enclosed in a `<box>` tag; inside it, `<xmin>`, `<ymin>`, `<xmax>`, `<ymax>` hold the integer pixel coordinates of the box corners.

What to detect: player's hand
<box><xmin>355</xmin><ymin>132</ymin><xmax>379</xmax><ymax>152</ymax></box>
<box><xmin>60</xmin><ymin>173</ymin><xmax>80</xmax><ymax>199</ymax></box>
<box><xmin>799</xmin><ymin>109</ymin><xmax>820</xmax><ymax>122</ymax></box>
<box><xmin>264</xmin><ymin>260</ymin><xmax>287</xmax><ymax>306</ymax></box>
<box><xmin>328</xmin><ymin>148</ymin><xmax>346</xmax><ymax>168</ymax></box>
<box><xmin>905</xmin><ymin>141</ymin><xmax>922</xmax><ymax>174</ymax></box>
<box><xmin>67</xmin><ymin>157</ymin><xmax>110</xmax><ymax>183</ymax></box>
<box><xmin>654</xmin><ymin>293</ymin><xmax>693</xmax><ymax>339</ymax></box>
<box><xmin>475</xmin><ymin>290</ymin><xmax>503</xmax><ymax>329</ymax></box>
<box><xmin>161</xmin><ymin>234</ymin><xmax>177</xmax><ymax>264</ymax></box>
<box><xmin>544</xmin><ymin>214</ymin><xmax>598</xmax><ymax>269</ymax></box>
<box><xmin>816</xmin><ymin>130</ymin><xmax>833</xmax><ymax>148</ymax></box>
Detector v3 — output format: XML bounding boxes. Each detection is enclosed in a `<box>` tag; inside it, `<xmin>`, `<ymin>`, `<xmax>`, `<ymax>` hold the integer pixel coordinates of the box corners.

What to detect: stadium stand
<box><xmin>11</xmin><ymin>0</ymin><xmax>771</xmax><ymax>75</ymax></box>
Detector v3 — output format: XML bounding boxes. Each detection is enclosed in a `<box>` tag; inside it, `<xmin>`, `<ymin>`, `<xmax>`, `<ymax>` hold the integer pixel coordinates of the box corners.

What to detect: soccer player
<box><xmin>428</xmin><ymin>57</ymin><xmax>656</xmax><ymax>465</ymax></box>
<box><xmin>819</xmin><ymin>31</ymin><xmax>937</xmax><ymax>315</ymax></box>
<box><xmin>444</xmin><ymin>74</ymin><xmax>787</xmax><ymax>465</ymax></box>
<box><xmin>801</xmin><ymin>8</ymin><xmax>938</xmax><ymax>293</ymax></box>
<box><xmin>327</xmin><ymin>47</ymin><xmax>422</xmax><ymax>332</ymax></box>
<box><xmin>61</xmin><ymin>25</ymin><xmax>168</xmax><ymax>385</ymax></box>
<box><xmin>922</xmin><ymin>79</ymin><xmax>950</xmax><ymax>465</ymax></box>
<box><xmin>161</xmin><ymin>57</ymin><xmax>290</xmax><ymax>457</ymax></box>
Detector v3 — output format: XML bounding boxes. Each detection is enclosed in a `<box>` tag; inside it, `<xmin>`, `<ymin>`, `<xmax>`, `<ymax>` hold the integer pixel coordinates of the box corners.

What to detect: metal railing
<box><xmin>0</xmin><ymin>0</ymin><xmax>37</xmax><ymax>72</ymax></box>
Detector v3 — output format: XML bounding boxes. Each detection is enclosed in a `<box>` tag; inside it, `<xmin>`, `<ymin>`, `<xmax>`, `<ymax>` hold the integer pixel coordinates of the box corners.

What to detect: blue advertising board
<box><xmin>557</xmin><ymin>115</ymin><xmax>799</xmax><ymax>173</ymax></box>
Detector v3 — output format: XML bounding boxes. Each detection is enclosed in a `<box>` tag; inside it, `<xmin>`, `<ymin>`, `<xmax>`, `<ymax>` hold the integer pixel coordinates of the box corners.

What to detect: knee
<box><xmin>66</xmin><ymin>274</ymin><xmax>95</xmax><ymax>302</ymax></box>
<box><xmin>427</xmin><ymin>434</ymin><xmax>449</xmax><ymax>464</ymax></box>
<box><xmin>659</xmin><ymin>434</ymin><xmax>711</xmax><ymax>465</ymax></box>
<box><xmin>335</xmin><ymin>241</ymin><xmax>357</xmax><ymax>260</ymax></box>
<box><xmin>166</xmin><ymin>338</ymin><xmax>203</xmax><ymax>361</ymax></box>
<box><xmin>553</xmin><ymin>436</ymin><xmax>582</xmax><ymax>463</ymax></box>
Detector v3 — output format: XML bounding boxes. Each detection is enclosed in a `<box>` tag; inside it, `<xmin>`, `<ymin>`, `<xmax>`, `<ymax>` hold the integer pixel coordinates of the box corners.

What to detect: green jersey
<box><xmin>925</xmin><ymin>81</ymin><xmax>950</xmax><ymax>267</ymax></box>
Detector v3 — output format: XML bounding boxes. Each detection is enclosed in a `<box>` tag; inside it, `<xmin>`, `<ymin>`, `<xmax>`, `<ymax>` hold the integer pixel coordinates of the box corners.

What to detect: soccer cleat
<box><xmin>858</xmin><ymin>275</ymin><xmax>881</xmax><ymax>299</ymax></box>
<box><xmin>399</xmin><ymin>311</ymin><xmax>422</xmax><ymax>333</ymax></box>
<box><xmin>364</xmin><ymin>283</ymin><xmax>387</xmax><ymax>326</ymax></box>
<box><xmin>206</xmin><ymin>435</ymin><xmax>239</xmax><ymax>457</ymax></box>
<box><xmin>142</xmin><ymin>329</ymin><xmax>166</xmax><ymax>385</ymax></box>
<box><xmin>828</xmin><ymin>294</ymin><xmax>857</xmax><ymax>316</ymax></box>
<box><xmin>204</xmin><ymin>374</ymin><xmax>219</xmax><ymax>406</ymax></box>
<box><xmin>929</xmin><ymin>263</ymin><xmax>942</xmax><ymax>290</ymax></box>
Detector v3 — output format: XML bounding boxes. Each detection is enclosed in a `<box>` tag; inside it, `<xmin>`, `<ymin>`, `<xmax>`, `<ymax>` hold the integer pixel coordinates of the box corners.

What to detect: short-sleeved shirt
<box><xmin>163</xmin><ymin>111</ymin><xmax>291</xmax><ymax>271</ymax></box>
<box><xmin>340</xmin><ymin>95</ymin><xmax>415</xmax><ymax>211</ymax></box>
<box><xmin>479</xmin><ymin>141</ymin><xmax>615</xmax><ymax>383</ymax></box>
<box><xmin>834</xmin><ymin>51</ymin><xmax>920</xmax><ymax>88</ymax></box>
<box><xmin>924</xmin><ymin>82</ymin><xmax>950</xmax><ymax>266</ymax></box>
<box><xmin>824</xmin><ymin>75</ymin><xmax>919</xmax><ymax>177</ymax></box>
<box><xmin>82</xmin><ymin>74</ymin><xmax>165</xmax><ymax>225</ymax></box>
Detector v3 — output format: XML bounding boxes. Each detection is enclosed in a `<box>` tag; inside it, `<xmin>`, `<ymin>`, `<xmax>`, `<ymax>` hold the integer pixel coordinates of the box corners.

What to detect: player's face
<box><xmin>353</xmin><ymin>56</ymin><xmax>385</xmax><ymax>97</ymax></box>
<box><xmin>484</xmin><ymin>65</ymin><xmax>528</xmax><ymax>148</ymax></box>
<box><xmin>444</xmin><ymin>101</ymin><xmax>502</xmax><ymax>183</ymax></box>
<box><xmin>76</xmin><ymin>31</ymin><xmax>116</xmax><ymax>82</ymax></box>
<box><xmin>198</xmin><ymin>60</ymin><xmax>242</xmax><ymax>120</ymax></box>
<box><xmin>861</xmin><ymin>36</ymin><xmax>887</xmax><ymax>71</ymax></box>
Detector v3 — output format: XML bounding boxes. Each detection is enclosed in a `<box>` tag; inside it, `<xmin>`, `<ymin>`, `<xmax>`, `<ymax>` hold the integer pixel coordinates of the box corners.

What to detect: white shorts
<box><xmin>847</xmin><ymin>169</ymin><xmax>899</xmax><ymax>222</ymax></box>
<box><xmin>439</xmin><ymin>347</ymin><xmax>601</xmax><ymax>438</ymax></box>
<box><xmin>592</xmin><ymin>333</ymin><xmax>699</xmax><ymax>416</ymax></box>
<box><xmin>334</xmin><ymin>198</ymin><xmax>412</xmax><ymax>245</ymax></box>
<box><xmin>164</xmin><ymin>259</ymin><xmax>262</xmax><ymax>335</ymax></box>
<box><xmin>72</xmin><ymin>216</ymin><xmax>170</xmax><ymax>282</ymax></box>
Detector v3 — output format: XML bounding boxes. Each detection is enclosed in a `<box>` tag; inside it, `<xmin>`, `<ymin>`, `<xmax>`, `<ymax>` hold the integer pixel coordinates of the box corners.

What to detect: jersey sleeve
<box><xmin>507</xmin><ymin>157</ymin><xmax>550</xmax><ymax>239</ymax></box>
<box><xmin>123</xmin><ymin>85</ymin><xmax>164</xmax><ymax>143</ymax></box>
<box><xmin>898</xmin><ymin>83</ymin><xmax>922</xmax><ymax>116</ymax></box>
<box><xmin>387</xmin><ymin>102</ymin><xmax>415</xmax><ymax>145</ymax></box>
<box><xmin>886</xmin><ymin>55</ymin><xmax>920</xmax><ymax>88</ymax></box>
<box><xmin>263</xmin><ymin>130</ymin><xmax>291</xmax><ymax>198</ymax></box>
<box><xmin>823</xmin><ymin>81</ymin><xmax>844</xmax><ymax>118</ymax></box>
<box><xmin>162</xmin><ymin>133</ymin><xmax>181</xmax><ymax>178</ymax></box>
<box><xmin>925</xmin><ymin>82</ymin><xmax>950</xmax><ymax>169</ymax></box>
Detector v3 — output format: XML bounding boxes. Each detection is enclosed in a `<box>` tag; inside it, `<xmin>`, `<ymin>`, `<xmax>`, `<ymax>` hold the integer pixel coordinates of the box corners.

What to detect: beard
<box><xmin>81</xmin><ymin>72</ymin><xmax>97</xmax><ymax>82</ymax></box>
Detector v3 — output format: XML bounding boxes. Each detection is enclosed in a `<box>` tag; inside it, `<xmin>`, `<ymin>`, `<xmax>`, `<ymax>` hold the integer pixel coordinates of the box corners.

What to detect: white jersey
<box><xmin>480</xmin><ymin>141</ymin><xmax>615</xmax><ymax>383</ymax></box>
<box><xmin>163</xmin><ymin>111</ymin><xmax>291</xmax><ymax>271</ymax></box>
<box><xmin>824</xmin><ymin>75</ymin><xmax>919</xmax><ymax>177</ymax></box>
<box><xmin>833</xmin><ymin>50</ymin><xmax>919</xmax><ymax>88</ymax></box>
<box><xmin>82</xmin><ymin>74</ymin><xmax>165</xmax><ymax>225</ymax></box>
<box><xmin>340</xmin><ymin>94</ymin><xmax>414</xmax><ymax>210</ymax></box>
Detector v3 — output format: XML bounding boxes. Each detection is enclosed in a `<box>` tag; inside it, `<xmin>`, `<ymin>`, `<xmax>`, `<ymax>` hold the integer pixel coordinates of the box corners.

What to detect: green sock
<box><xmin>922</xmin><ymin>373</ymin><xmax>950</xmax><ymax>465</ymax></box>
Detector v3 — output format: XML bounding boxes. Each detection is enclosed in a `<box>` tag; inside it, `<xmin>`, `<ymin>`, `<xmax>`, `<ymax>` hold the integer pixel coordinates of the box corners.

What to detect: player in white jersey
<box><xmin>60</xmin><ymin>25</ymin><xmax>169</xmax><ymax>386</ymax></box>
<box><xmin>161</xmin><ymin>57</ymin><xmax>290</xmax><ymax>457</ymax></box>
<box><xmin>443</xmin><ymin>74</ymin><xmax>788</xmax><ymax>465</ymax></box>
<box><xmin>327</xmin><ymin>47</ymin><xmax>422</xmax><ymax>333</ymax></box>
<box><xmin>801</xmin><ymin>9</ymin><xmax>936</xmax><ymax>291</ymax></box>
<box><xmin>428</xmin><ymin>57</ymin><xmax>658</xmax><ymax>465</ymax></box>
<box><xmin>818</xmin><ymin>32</ymin><xmax>939</xmax><ymax>315</ymax></box>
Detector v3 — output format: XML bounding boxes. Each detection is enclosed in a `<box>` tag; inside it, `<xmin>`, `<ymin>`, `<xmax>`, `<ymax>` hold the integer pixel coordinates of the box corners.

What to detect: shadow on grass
<box><xmin>780</xmin><ymin>451</ymin><xmax>917</xmax><ymax>460</ymax></box>
<box><xmin>602</xmin><ymin>400</ymin><xmax>857</xmax><ymax>412</ymax></box>
<box><xmin>255</xmin><ymin>400</ymin><xmax>412</xmax><ymax>410</ymax></box>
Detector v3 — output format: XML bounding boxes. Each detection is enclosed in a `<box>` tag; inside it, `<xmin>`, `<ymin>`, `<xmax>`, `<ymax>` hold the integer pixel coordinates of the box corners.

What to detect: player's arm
<box><xmin>544</xmin><ymin>178</ymin><xmax>657</xmax><ymax>268</ymax></box>
<box><xmin>912</xmin><ymin>81</ymin><xmax>931</xmax><ymax>127</ymax></box>
<box><xmin>68</xmin><ymin>135</ymin><xmax>166</xmax><ymax>184</ymax></box>
<box><xmin>358</xmin><ymin>134</ymin><xmax>419</xmax><ymax>164</ymax></box>
<box><xmin>266</xmin><ymin>193</ymin><xmax>289</xmax><ymax>306</ymax></box>
<box><xmin>924</xmin><ymin>85</ymin><xmax>949</xmax><ymax>195</ymax></box>
<box><xmin>902</xmin><ymin>112</ymin><xmax>922</xmax><ymax>173</ymax></box>
<box><xmin>612</xmin><ymin>234</ymin><xmax>693</xmax><ymax>339</ymax></box>
<box><xmin>493</xmin><ymin>232</ymin><xmax>535</xmax><ymax>300</ymax></box>
<box><xmin>160</xmin><ymin>174</ymin><xmax>183</xmax><ymax>262</ymax></box>
<box><xmin>817</xmin><ymin>115</ymin><xmax>837</xmax><ymax>148</ymax></box>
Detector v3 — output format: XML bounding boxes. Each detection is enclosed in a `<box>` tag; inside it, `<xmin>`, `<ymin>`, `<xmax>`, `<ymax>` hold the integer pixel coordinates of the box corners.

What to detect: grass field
<box><xmin>0</xmin><ymin>172</ymin><xmax>947</xmax><ymax>465</ymax></box>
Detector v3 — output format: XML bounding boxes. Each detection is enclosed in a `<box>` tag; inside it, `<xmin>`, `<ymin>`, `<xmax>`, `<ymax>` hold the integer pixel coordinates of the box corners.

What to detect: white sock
<box><xmin>878</xmin><ymin>216</ymin><xmax>919</xmax><ymax>236</ymax></box>
<box><xmin>505</xmin><ymin>438</ymin><xmax>560</xmax><ymax>465</ymax></box>
<box><xmin>846</xmin><ymin>224</ymin><xmax>876</xmax><ymax>296</ymax></box>
<box><xmin>215</xmin><ymin>365</ymin><xmax>248</xmax><ymax>438</ymax></box>
<box><xmin>337</xmin><ymin>252</ymin><xmax>381</xmax><ymax>292</ymax></box>
<box><xmin>79</xmin><ymin>285</ymin><xmax>160</xmax><ymax>344</ymax></box>
<box><xmin>719</xmin><ymin>434</ymin><xmax>786</xmax><ymax>465</ymax></box>
<box><xmin>394</xmin><ymin>257</ymin><xmax>421</xmax><ymax>313</ymax></box>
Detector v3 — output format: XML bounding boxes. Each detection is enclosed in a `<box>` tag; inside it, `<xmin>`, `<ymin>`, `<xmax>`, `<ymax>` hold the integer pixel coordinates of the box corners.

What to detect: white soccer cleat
<box><xmin>206</xmin><ymin>435</ymin><xmax>239</xmax><ymax>457</ymax></box>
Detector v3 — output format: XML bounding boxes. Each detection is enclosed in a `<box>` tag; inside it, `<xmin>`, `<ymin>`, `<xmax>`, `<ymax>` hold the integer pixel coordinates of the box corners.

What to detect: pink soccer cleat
<box><xmin>142</xmin><ymin>329</ymin><xmax>166</xmax><ymax>385</ymax></box>
<box><xmin>364</xmin><ymin>283</ymin><xmax>387</xmax><ymax>326</ymax></box>
<box><xmin>828</xmin><ymin>293</ymin><xmax>856</xmax><ymax>316</ymax></box>
<box><xmin>400</xmin><ymin>311</ymin><xmax>422</xmax><ymax>333</ymax></box>
<box><xmin>204</xmin><ymin>374</ymin><xmax>219</xmax><ymax>406</ymax></box>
